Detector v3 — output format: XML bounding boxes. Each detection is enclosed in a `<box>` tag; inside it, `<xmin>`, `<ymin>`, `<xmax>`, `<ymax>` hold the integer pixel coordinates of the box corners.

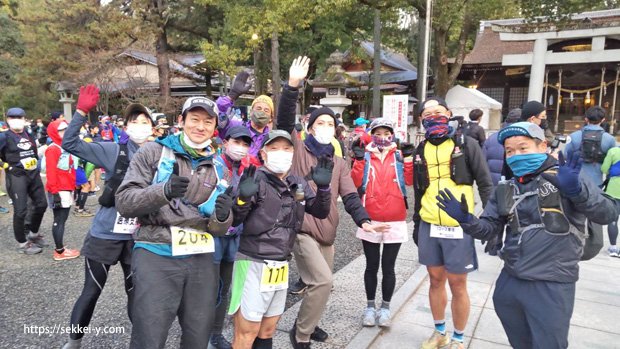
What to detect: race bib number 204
<box><xmin>170</xmin><ymin>226</ymin><xmax>214</xmax><ymax>256</ymax></box>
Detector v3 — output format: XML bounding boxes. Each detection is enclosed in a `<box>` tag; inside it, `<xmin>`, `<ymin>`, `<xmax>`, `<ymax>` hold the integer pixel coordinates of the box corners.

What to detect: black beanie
<box><xmin>307</xmin><ymin>107</ymin><xmax>336</xmax><ymax>129</ymax></box>
<box><xmin>520</xmin><ymin>101</ymin><xmax>545</xmax><ymax>120</ymax></box>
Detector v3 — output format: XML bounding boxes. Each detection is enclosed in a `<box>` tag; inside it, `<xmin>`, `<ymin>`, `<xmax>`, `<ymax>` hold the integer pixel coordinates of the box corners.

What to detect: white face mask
<box><xmin>126</xmin><ymin>124</ymin><xmax>152</xmax><ymax>143</ymax></box>
<box><xmin>183</xmin><ymin>132</ymin><xmax>212</xmax><ymax>149</ymax></box>
<box><xmin>264</xmin><ymin>150</ymin><xmax>294</xmax><ymax>174</ymax></box>
<box><xmin>7</xmin><ymin>118</ymin><xmax>25</xmax><ymax>131</ymax></box>
<box><xmin>226</xmin><ymin>143</ymin><xmax>248</xmax><ymax>161</ymax></box>
<box><xmin>313</xmin><ymin>126</ymin><xmax>334</xmax><ymax>145</ymax></box>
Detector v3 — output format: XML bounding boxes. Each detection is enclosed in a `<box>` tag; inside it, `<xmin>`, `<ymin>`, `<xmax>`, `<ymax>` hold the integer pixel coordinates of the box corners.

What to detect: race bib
<box><xmin>260</xmin><ymin>260</ymin><xmax>289</xmax><ymax>292</ymax></box>
<box><xmin>170</xmin><ymin>226</ymin><xmax>214</xmax><ymax>256</ymax></box>
<box><xmin>429</xmin><ymin>224</ymin><xmax>464</xmax><ymax>239</ymax></box>
<box><xmin>113</xmin><ymin>212</ymin><xmax>140</xmax><ymax>234</ymax></box>
<box><xmin>20</xmin><ymin>157</ymin><xmax>37</xmax><ymax>171</ymax></box>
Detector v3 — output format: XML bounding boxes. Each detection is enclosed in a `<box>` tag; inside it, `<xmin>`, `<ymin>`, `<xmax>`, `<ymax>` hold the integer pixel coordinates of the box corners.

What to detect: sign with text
<box><xmin>382</xmin><ymin>95</ymin><xmax>409</xmax><ymax>141</ymax></box>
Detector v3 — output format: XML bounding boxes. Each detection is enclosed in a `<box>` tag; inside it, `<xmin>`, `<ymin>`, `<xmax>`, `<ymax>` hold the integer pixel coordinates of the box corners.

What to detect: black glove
<box><xmin>483</xmin><ymin>235</ymin><xmax>500</xmax><ymax>256</ymax></box>
<box><xmin>400</xmin><ymin>142</ymin><xmax>414</xmax><ymax>158</ymax></box>
<box><xmin>164</xmin><ymin>174</ymin><xmax>190</xmax><ymax>200</ymax></box>
<box><xmin>229</xmin><ymin>70</ymin><xmax>253</xmax><ymax>100</ymax></box>
<box><xmin>311</xmin><ymin>155</ymin><xmax>334</xmax><ymax>189</ymax></box>
<box><xmin>238</xmin><ymin>165</ymin><xmax>259</xmax><ymax>202</ymax></box>
<box><xmin>352</xmin><ymin>140</ymin><xmax>365</xmax><ymax>160</ymax></box>
<box><xmin>53</xmin><ymin>193</ymin><xmax>62</xmax><ymax>207</ymax></box>
<box><xmin>215</xmin><ymin>187</ymin><xmax>234</xmax><ymax>221</ymax></box>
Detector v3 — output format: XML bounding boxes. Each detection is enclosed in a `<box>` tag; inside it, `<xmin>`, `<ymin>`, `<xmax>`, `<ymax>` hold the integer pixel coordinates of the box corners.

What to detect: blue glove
<box><xmin>436</xmin><ymin>189</ymin><xmax>472</xmax><ymax>224</ymax></box>
<box><xmin>557</xmin><ymin>150</ymin><xmax>583</xmax><ymax>197</ymax></box>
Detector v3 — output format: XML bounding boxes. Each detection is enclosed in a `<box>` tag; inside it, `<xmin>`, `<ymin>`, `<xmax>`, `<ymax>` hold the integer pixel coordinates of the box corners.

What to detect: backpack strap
<box><xmin>361</xmin><ymin>151</ymin><xmax>372</xmax><ymax>194</ymax></box>
<box><xmin>393</xmin><ymin>150</ymin><xmax>409</xmax><ymax>209</ymax></box>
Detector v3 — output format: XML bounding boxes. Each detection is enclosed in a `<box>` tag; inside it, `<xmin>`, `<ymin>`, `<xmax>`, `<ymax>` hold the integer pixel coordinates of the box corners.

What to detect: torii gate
<box><xmin>499</xmin><ymin>24</ymin><xmax>620</xmax><ymax>131</ymax></box>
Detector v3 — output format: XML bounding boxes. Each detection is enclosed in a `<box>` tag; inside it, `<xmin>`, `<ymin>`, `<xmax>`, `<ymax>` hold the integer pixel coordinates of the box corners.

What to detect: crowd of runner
<box><xmin>1</xmin><ymin>56</ymin><xmax>619</xmax><ymax>349</ymax></box>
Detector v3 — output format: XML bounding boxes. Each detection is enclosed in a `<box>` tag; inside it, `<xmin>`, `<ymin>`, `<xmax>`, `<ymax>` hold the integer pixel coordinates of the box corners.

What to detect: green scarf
<box><xmin>180</xmin><ymin>133</ymin><xmax>216</xmax><ymax>159</ymax></box>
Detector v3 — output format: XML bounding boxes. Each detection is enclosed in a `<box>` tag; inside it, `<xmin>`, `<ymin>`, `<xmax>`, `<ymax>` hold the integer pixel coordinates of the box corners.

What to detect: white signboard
<box><xmin>382</xmin><ymin>95</ymin><xmax>409</xmax><ymax>141</ymax></box>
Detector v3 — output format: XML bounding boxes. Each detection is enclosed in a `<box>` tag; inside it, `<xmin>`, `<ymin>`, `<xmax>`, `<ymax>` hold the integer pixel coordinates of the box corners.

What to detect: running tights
<box><xmin>52</xmin><ymin>208</ymin><xmax>71</xmax><ymax>250</ymax></box>
<box><xmin>362</xmin><ymin>240</ymin><xmax>401</xmax><ymax>302</ymax></box>
<box><xmin>69</xmin><ymin>258</ymin><xmax>133</xmax><ymax>340</ymax></box>
<box><xmin>609</xmin><ymin>220</ymin><xmax>618</xmax><ymax>246</ymax></box>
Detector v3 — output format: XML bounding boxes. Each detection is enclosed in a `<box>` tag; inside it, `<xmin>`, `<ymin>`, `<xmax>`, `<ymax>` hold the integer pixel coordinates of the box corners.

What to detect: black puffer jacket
<box><xmin>233</xmin><ymin>168</ymin><xmax>331</xmax><ymax>261</ymax></box>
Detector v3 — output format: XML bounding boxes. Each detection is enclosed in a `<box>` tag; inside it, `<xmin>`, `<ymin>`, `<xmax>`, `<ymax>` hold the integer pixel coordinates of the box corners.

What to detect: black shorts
<box><xmin>81</xmin><ymin>233</ymin><xmax>134</xmax><ymax>266</ymax></box>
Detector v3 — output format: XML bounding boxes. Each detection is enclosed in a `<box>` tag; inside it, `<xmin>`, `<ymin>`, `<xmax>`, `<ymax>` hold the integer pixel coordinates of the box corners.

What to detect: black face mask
<box><xmin>539</xmin><ymin>119</ymin><xmax>548</xmax><ymax>130</ymax></box>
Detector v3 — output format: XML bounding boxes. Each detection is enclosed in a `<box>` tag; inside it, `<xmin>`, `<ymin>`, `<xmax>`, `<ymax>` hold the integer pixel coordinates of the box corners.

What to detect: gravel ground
<box><xmin>0</xmin><ymin>177</ymin><xmax>390</xmax><ymax>349</ymax></box>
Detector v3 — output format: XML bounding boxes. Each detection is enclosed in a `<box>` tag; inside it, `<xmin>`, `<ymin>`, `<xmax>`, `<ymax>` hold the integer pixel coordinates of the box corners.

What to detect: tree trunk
<box><xmin>270</xmin><ymin>31</ymin><xmax>280</xmax><ymax>117</ymax></box>
<box><xmin>432</xmin><ymin>28</ymin><xmax>449</xmax><ymax>98</ymax></box>
<box><xmin>155</xmin><ymin>27</ymin><xmax>171</xmax><ymax>113</ymax></box>
<box><xmin>372</xmin><ymin>8</ymin><xmax>382</xmax><ymax>118</ymax></box>
<box><xmin>205</xmin><ymin>70</ymin><xmax>213</xmax><ymax>98</ymax></box>
<box><xmin>433</xmin><ymin>15</ymin><xmax>473</xmax><ymax>98</ymax></box>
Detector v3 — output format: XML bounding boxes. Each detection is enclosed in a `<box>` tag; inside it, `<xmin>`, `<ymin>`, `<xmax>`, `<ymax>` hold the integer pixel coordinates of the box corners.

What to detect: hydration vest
<box><xmin>99</xmin><ymin>143</ymin><xmax>129</xmax><ymax>207</ymax></box>
<box><xmin>413</xmin><ymin>133</ymin><xmax>473</xmax><ymax>194</ymax></box>
<box><xmin>497</xmin><ymin>168</ymin><xmax>601</xmax><ymax>261</ymax></box>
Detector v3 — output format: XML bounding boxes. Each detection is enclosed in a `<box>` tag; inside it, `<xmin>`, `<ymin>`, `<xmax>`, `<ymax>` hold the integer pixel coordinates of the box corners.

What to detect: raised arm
<box><xmin>277</xmin><ymin>56</ymin><xmax>310</xmax><ymax>133</ymax></box>
<box><xmin>61</xmin><ymin>85</ymin><xmax>119</xmax><ymax>173</ymax></box>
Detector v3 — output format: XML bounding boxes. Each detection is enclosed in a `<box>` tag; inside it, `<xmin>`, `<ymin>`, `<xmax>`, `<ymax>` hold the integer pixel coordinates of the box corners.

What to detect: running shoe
<box><xmin>608</xmin><ymin>246</ymin><xmax>619</xmax><ymax>257</ymax></box>
<box><xmin>421</xmin><ymin>330</ymin><xmax>450</xmax><ymax>349</ymax></box>
<box><xmin>53</xmin><ymin>248</ymin><xmax>81</xmax><ymax>261</ymax></box>
<box><xmin>209</xmin><ymin>334</ymin><xmax>231</xmax><ymax>349</ymax></box>
<box><xmin>447</xmin><ymin>340</ymin><xmax>465</xmax><ymax>349</ymax></box>
<box><xmin>28</xmin><ymin>232</ymin><xmax>49</xmax><ymax>248</ymax></box>
<box><xmin>94</xmin><ymin>185</ymin><xmax>101</xmax><ymax>191</ymax></box>
<box><xmin>377</xmin><ymin>308</ymin><xmax>391</xmax><ymax>328</ymax></box>
<box><xmin>88</xmin><ymin>191</ymin><xmax>96</xmax><ymax>197</ymax></box>
<box><xmin>0</xmin><ymin>189</ymin><xmax>6</xmax><ymax>196</ymax></box>
<box><xmin>62</xmin><ymin>338</ymin><xmax>82</xmax><ymax>349</ymax></box>
<box><xmin>0</xmin><ymin>206</ymin><xmax>8</xmax><ymax>214</ymax></box>
<box><xmin>362</xmin><ymin>307</ymin><xmax>376</xmax><ymax>327</ymax></box>
<box><xmin>18</xmin><ymin>241</ymin><xmax>42</xmax><ymax>255</ymax></box>
<box><xmin>289</xmin><ymin>278</ymin><xmax>308</xmax><ymax>295</ymax></box>
<box><xmin>74</xmin><ymin>209</ymin><xmax>95</xmax><ymax>217</ymax></box>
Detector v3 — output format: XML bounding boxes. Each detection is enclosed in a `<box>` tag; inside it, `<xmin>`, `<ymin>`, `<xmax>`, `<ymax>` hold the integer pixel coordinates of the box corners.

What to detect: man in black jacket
<box><xmin>228</xmin><ymin>130</ymin><xmax>332</xmax><ymax>349</ymax></box>
<box><xmin>465</xmin><ymin>109</ymin><xmax>486</xmax><ymax>148</ymax></box>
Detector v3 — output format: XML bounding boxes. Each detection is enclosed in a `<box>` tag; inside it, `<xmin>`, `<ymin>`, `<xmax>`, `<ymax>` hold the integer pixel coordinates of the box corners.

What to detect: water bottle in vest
<box><xmin>198</xmin><ymin>179</ymin><xmax>229</xmax><ymax>217</ymax></box>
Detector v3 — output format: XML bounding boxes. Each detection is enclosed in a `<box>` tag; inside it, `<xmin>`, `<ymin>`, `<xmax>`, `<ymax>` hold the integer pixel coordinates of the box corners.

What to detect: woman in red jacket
<box><xmin>351</xmin><ymin>118</ymin><xmax>413</xmax><ymax>328</ymax></box>
<box><xmin>45</xmin><ymin>119</ymin><xmax>80</xmax><ymax>261</ymax></box>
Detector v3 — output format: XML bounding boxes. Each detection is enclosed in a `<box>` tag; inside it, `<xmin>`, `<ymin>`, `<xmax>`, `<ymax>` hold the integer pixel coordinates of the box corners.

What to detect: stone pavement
<box><xmin>353</xmin><ymin>238</ymin><xmax>620</xmax><ymax>349</ymax></box>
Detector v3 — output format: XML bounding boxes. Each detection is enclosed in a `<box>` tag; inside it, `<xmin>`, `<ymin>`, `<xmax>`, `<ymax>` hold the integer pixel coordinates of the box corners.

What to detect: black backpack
<box><xmin>581</xmin><ymin>129</ymin><xmax>606</xmax><ymax>163</ymax></box>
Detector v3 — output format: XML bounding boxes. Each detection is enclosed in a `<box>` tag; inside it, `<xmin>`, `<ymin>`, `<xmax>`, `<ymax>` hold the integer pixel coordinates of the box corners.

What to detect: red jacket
<box><xmin>45</xmin><ymin>120</ymin><xmax>75</xmax><ymax>194</ymax></box>
<box><xmin>351</xmin><ymin>144</ymin><xmax>413</xmax><ymax>222</ymax></box>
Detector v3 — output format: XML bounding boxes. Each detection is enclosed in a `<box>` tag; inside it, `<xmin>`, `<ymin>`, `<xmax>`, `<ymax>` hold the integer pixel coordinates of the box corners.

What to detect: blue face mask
<box><xmin>506</xmin><ymin>153</ymin><xmax>548</xmax><ymax>177</ymax></box>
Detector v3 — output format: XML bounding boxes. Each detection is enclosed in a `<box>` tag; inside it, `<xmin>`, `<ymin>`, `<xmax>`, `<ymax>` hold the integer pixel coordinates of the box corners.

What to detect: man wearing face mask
<box><xmin>435</xmin><ymin>122</ymin><xmax>620</xmax><ymax>349</ymax></box>
<box><xmin>520</xmin><ymin>101</ymin><xmax>554</xmax><ymax>143</ymax></box>
<box><xmin>216</xmin><ymin>71</ymin><xmax>274</xmax><ymax>157</ymax></box>
<box><xmin>228</xmin><ymin>130</ymin><xmax>332</xmax><ymax>349</ymax></box>
<box><xmin>61</xmin><ymin>85</ymin><xmax>156</xmax><ymax>349</ymax></box>
<box><xmin>0</xmin><ymin>107</ymin><xmax>48</xmax><ymax>255</ymax></box>
<box><xmin>413</xmin><ymin>97</ymin><xmax>492</xmax><ymax>349</ymax></box>
<box><xmin>208</xmin><ymin>125</ymin><xmax>261</xmax><ymax>349</ymax></box>
<box><xmin>116</xmin><ymin>96</ymin><xmax>235</xmax><ymax>349</ymax></box>
<box><xmin>277</xmin><ymin>56</ymin><xmax>390</xmax><ymax>349</ymax></box>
